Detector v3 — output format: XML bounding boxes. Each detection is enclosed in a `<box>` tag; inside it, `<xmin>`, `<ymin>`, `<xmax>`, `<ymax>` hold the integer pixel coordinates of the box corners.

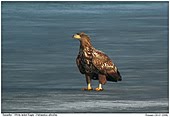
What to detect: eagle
<box><xmin>72</xmin><ymin>32</ymin><xmax>122</xmax><ymax>91</ymax></box>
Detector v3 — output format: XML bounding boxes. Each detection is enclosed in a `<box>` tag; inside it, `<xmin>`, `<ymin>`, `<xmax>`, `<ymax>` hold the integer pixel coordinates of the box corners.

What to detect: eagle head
<box><xmin>72</xmin><ymin>32</ymin><xmax>89</xmax><ymax>40</ymax></box>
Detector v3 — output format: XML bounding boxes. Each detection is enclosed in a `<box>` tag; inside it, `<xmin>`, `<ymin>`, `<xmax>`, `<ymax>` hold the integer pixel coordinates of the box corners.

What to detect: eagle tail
<box><xmin>106</xmin><ymin>70</ymin><xmax>122</xmax><ymax>82</ymax></box>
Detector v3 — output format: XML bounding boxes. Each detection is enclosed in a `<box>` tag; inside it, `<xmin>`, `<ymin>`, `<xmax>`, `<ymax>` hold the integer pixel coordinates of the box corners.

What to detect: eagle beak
<box><xmin>72</xmin><ymin>34</ymin><xmax>81</xmax><ymax>39</ymax></box>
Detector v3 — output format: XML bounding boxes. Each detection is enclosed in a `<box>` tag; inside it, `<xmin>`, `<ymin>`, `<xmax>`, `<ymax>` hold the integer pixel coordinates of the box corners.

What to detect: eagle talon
<box><xmin>82</xmin><ymin>88</ymin><xmax>93</xmax><ymax>91</ymax></box>
<box><xmin>95</xmin><ymin>87</ymin><xmax>103</xmax><ymax>91</ymax></box>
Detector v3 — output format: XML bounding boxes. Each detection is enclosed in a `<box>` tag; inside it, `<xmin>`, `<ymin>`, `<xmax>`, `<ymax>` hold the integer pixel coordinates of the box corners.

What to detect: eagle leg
<box><xmin>95</xmin><ymin>84</ymin><xmax>103</xmax><ymax>91</ymax></box>
<box><xmin>95</xmin><ymin>74</ymin><xmax>106</xmax><ymax>91</ymax></box>
<box><xmin>82</xmin><ymin>74</ymin><xmax>93</xmax><ymax>91</ymax></box>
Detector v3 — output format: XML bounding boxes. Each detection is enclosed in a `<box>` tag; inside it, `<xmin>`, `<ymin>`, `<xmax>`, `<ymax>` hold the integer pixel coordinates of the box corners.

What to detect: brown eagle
<box><xmin>72</xmin><ymin>32</ymin><xmax>122</xmax><ymax>91</ymax></box>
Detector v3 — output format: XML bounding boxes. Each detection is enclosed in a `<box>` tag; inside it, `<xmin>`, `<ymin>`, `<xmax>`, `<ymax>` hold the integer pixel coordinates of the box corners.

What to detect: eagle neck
<box><xmin>79</xmin><ymin>37</ymin><xmax>93</xmax><ymax>50</ymax></box>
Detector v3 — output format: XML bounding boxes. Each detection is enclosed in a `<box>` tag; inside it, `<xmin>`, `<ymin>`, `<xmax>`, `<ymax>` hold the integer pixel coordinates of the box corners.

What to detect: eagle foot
<box><xmin>95</xmin><ymin>87</ymin><xmax>103</xmax><ymax>91</ymax></box>
<box><xmin>82</xmin><ymin>87</ymin><xmax>93</xmax><ymax>91</ymax></box>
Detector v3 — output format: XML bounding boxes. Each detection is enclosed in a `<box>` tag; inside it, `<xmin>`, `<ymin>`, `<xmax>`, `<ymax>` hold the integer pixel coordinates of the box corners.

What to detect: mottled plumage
<box><xmin>73</xmin><ymin>32</ymin><xmax>121</xmax><ymax>91</ymax></box>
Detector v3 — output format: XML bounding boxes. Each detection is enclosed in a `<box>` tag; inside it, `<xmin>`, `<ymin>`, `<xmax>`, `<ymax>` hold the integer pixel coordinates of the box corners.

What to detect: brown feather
<box><xmin>75</xmin><ymin>32</ymin><xmax>122</xmax><ymax>83</ymax></box>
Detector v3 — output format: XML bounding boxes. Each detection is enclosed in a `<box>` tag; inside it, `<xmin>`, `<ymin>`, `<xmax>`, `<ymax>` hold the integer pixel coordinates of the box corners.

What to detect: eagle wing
<box><xmin>76</xmin><ymin>54</ymin><xmax>85</xmax><ymax>74</ymax></box>
<box><xmin>92</xmin><ymin>49</ymin><xmax>121</xmax><ymax>82</ymax></box>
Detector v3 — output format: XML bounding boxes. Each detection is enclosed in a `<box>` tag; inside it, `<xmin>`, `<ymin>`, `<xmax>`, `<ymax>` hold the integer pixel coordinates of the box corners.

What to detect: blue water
<box><xmin>2</xmin><ymin>2</ymin><xmax>168</xmax><ymax>113</ymax></box>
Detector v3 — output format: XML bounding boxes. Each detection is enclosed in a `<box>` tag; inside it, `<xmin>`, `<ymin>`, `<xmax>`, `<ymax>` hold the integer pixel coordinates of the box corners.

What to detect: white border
<box><xmin>0</xmin><ymin>1</ymin><xmax>169</xmax><ymax>117</ymax></box>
